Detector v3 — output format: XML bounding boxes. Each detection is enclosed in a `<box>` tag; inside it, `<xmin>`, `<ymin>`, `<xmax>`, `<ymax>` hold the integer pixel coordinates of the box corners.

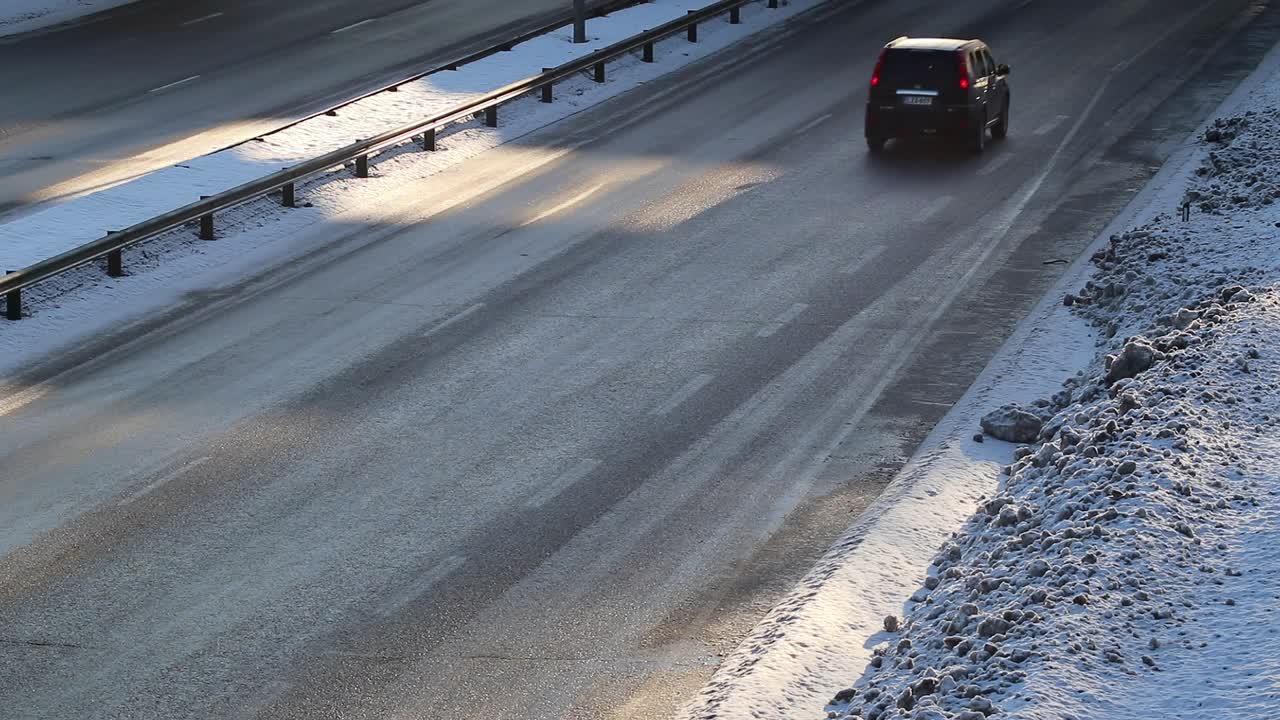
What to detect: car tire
<box><xmin>992</xmin><ymin>101</ymin><xmax>1009</xmax><ymax>140</ymax></box>
<box><xmin>971</xmin><ymin>115</ymin><xmax>987</xmax><ymax>154</ymax></box>
<box><xmin>867</xmin><ymin>135</ymin><xmax>887</xmax><ymax>153</ymax></box>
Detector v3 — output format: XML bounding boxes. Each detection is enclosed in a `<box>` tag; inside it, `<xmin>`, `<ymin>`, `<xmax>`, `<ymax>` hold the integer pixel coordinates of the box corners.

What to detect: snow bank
<box><xmin>823</xmin><ymin>59</ymin><xmax>1280</xmax><ymax>720</ymax></box>
<box><xmin>0</xmin><ymin>0</ymin><xmax>137</xmax><ymax>37</ymax></box>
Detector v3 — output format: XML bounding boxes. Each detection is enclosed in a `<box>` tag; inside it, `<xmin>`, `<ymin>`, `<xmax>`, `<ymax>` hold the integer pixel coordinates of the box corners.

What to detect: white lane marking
<box><xmin>651</xmin><ymin>373</ymin><xmax>715</xmax><ymax>416</ymax></box>
<box><xmin>796</xmin><ymin>112</ymin><xmax>834</xmax><ymax>135</ymax></box>
<box><xmin>0</xmin><ymin>384</ymin><xmax>50</xmax><ymax>416</ymax></box>
<box><xmin>842</xmin><ymin>245</ymin><xmax>886</xmax><ymax>275</ymax></box>
<box><xmin>119</xmin><ymin>456</ymin><xmax>211</xmax><ymax>505</ymax></box>
<box><xmin>918</xmin><ymin>194</ymin><xmax>954</xmax><ymax>222</ymax></box>
<box><xmin>1033</xmin><ymin>114</ymin><xmax>1070</xmax><ymax>136</ymax></box>
<box><xmin>180</xmin><ymin>11</ymin><xmax>223</xmax><ymax>27</ymax></box>
<box><xmin>148</xmin><ymin>75</ymin><xmax>200</xmax><ymax>93</ymax></box>
<box><xmin>519</xmin><ymin>184</ymin><xmax>604</xmax><ymax>227</ymax></box>
<box><xmin>422</xmin><ymin>303</ymin><xmax>484</xmax><ymax>338</ymax></box>
<box><xmin>331</xmin><ymin>18</ymin><xmax>376</xmax><ymax>34</ymax></box>
<box><xmin>755</xmin><ymin>302</ymin><xmax>810</xmax><ymax>338</ymax></box>
<box><xmin>376</xmin><ymin>555</ymin><xmax>466</xmax><ymax>617</ymax></box>
<box><xmin>978</xmin><ymin>153</ymin><xmax>1014</xmax><ymax>176</ymax></box>
<box><xmin>526</xmin><ymin>458</ymin><xmax>601</xmax><ymax>508</ymax></box>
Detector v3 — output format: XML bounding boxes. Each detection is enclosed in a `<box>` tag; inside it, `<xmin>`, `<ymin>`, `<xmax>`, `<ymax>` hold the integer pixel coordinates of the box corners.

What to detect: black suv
<box><xmin>865</xmin><ymin>37</ymin><xmax>1010</xmax><ymax>153</ymax></box>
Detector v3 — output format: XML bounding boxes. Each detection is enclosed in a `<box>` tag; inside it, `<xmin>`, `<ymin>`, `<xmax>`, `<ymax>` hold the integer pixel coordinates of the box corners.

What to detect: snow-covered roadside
<box><xmin>0</xmin><ymin>0</ymin><xmax>832</xmax><ymax>376</ymax></box>
<box><xmin>686</xmin><ymin>26</ymin><xmax>1280</xmax><ymax>720</ymax></box>
<box><xmin>0</xmin><ymin>0</ymin><xmax>818</xmax><ymax>268</ymax></box>
<box><xmin>829</xmin><ymin>288</ymin><xmax>1280</xmax><ymax>720</ymax></box>
<box><xmin>822</xmin><ymin>39</ymin><xmax>1280</xmax><ymax>720</ymax></box>
<box><xmin>0</xmin><ymin>0</ymin><xmax>136</xmax><ymax>37</ymax></box>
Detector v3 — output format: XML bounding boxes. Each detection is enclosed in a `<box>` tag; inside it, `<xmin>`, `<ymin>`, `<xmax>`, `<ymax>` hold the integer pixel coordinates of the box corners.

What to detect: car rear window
<box><xmin>880</xmin><ymin>49</ymin><xmax>957</xmax><ymax>87</ymax></box>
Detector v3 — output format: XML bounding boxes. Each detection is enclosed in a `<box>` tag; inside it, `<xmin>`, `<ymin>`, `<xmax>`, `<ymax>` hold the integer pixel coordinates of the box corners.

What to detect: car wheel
<box><xmin>971</xmin><ymin>116</ymin><xmax>987</xmax><ymax>154</ymax></box>
<box><xmin>867</xmin><ymin>135</ymin><xmax>887</xmax><ymax>153</ymax></box>
<box><xmin>992</xmin><ymin>101</ymin><xmax>1009</xmax><ymax>140</ymax></box>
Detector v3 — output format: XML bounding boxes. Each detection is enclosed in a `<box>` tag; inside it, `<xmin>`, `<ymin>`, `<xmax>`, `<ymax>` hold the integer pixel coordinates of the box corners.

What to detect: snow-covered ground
<box><xmin>828</xmin><ymin>282</ymin><xmax>1280</xmax><ymax>718</ymax></box>
<box><xmin>0</xmin><ymin>0</ymin><xmax>137</xmax><ymax>37</ymax></box>
<box><xmin>687</xmin><ymin>28</ymin><xmax>1280</xmax><ymax>720</ymax></box>
<box><xmin>0</xmin><ymin>0</ymin><xmax>830</xmax><ymax>375</ymax></box>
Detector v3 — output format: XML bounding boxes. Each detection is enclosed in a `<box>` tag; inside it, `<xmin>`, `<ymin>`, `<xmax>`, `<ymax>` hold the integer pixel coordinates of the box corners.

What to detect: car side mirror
<box><xmin>997</xmin><ymin>64</ymin><xmax>1010</xmax><ymax>76</ymax></box>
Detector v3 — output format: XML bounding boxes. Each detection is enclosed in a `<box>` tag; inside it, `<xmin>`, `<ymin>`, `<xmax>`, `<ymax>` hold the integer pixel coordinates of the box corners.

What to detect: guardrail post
<box><xmin>594</xmin><ymin>61</ymin><xmax>605</xmax><ymax>83</ymax></box>
<box><xmin>643</xmin><ymin>42</ymin><xmax>654</xmax><ymax>63</ymax></box>
<box><xmin>423</xmin><ymin>127</ymin><xmax>437</xmax><ymax>151</ymax></box>
<box><xmin>106</xmin><ymin>231</ymin><xmax>124</xmax><ymax>277</ymax></box>
<box><xmin>573</xmin><ymin>0</ymin><xmax>587</xmax><ymax>43</ymax></box>
<box><xmin>4</xmin><ymin>272</ymin><xmax>19</xmax><ymax>321</ymax></box>
<box><xmin>687</xmin><ymin>11</ymin><xmax>698</xmax><ymax>42</ymax></box>
<box><xmin>282</xmin><ymin>182</ymin><xmax>296</xmax><ymax>207</ymax></box>
<box><xmin>730</xmin><ymin>6</ymin><xmax>740</xmax><ymax>23</ymax></box>
<box><xmin>199</xmin><ymin>198</ymin><xmax>215</xmax><ymax>240</ymax></box>
<box><xmin>542</xmin><ymin>68</ymin><xmax>554</xmax><ymax>102</ymax></box>
<box><xmin>355</xmin><ymin>153</ymin><xmax>369</xmax><ymax>178</ymax></box>
<box><xmin>486</xmin><ymin>106</ymin><xmax>498</xmax><ymax>128</ymax></box>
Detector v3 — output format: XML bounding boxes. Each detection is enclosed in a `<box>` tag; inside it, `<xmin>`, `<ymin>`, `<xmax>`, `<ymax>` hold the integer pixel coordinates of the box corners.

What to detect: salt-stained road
<box><xmin>1</xmin><ymin>0</ymin><xmax>1278</xmax><ymax>717</ymax></box>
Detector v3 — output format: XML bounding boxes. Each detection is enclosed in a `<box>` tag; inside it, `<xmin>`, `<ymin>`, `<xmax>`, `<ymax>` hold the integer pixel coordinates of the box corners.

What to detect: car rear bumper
<box><xmin>865</xmin><ymin>102</ymin><xmax>978</xmax><ymax>138</ymax></box>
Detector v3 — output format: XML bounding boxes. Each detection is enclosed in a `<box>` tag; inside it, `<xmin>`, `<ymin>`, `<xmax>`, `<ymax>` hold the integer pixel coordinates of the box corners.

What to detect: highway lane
<box><xmin>2</xmin><ymin>0</ymin><xmax>1278</xmax><ymax>717</ymax></box>
<box><xmin>0</xmin><ymin>0</ymin><xmax>614</xmax><ymax>215</ymax></box>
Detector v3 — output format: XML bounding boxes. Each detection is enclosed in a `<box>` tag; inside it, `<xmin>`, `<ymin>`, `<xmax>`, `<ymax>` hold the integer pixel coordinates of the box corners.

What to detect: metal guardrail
<box><xmin>2</xmin><ymin>0</ymin><xmax>777</xmax><ymax>321</ymax></box>
<box><xmin>198</xmin><ymin>0</ymin><xmax>643</xmax><ymax>160</ymax></box>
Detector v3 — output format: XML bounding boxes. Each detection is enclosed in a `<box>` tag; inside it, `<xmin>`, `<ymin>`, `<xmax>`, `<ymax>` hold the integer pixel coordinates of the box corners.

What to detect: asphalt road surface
<box><xmin>0</xmin><ymin>0</ymin><xmax>614</xmax><ymax>215</ymax></box>
<box><xmin>2</xmin><ymin>0</ymin><xmax>1278</xmax><ymax>718</ymax></box>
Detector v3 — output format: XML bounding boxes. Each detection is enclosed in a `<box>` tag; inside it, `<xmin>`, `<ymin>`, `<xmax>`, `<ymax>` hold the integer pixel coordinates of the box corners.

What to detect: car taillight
<box><xmin>871</xmin><ymin>49</ymin><xmax>886</xmax><ymax>89</ymax></box>
<box><xmin>958</xmin><ymin>53</ymin><xmax>971</xmax><ymax>90</ymax></box>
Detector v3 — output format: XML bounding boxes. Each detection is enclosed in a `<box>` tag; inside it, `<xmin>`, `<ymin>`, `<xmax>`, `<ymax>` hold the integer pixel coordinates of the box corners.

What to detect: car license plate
<box><xmin>901</xmin><ymin>96</ymin><xmax>933</xmax><ymax>106</ymax></box>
